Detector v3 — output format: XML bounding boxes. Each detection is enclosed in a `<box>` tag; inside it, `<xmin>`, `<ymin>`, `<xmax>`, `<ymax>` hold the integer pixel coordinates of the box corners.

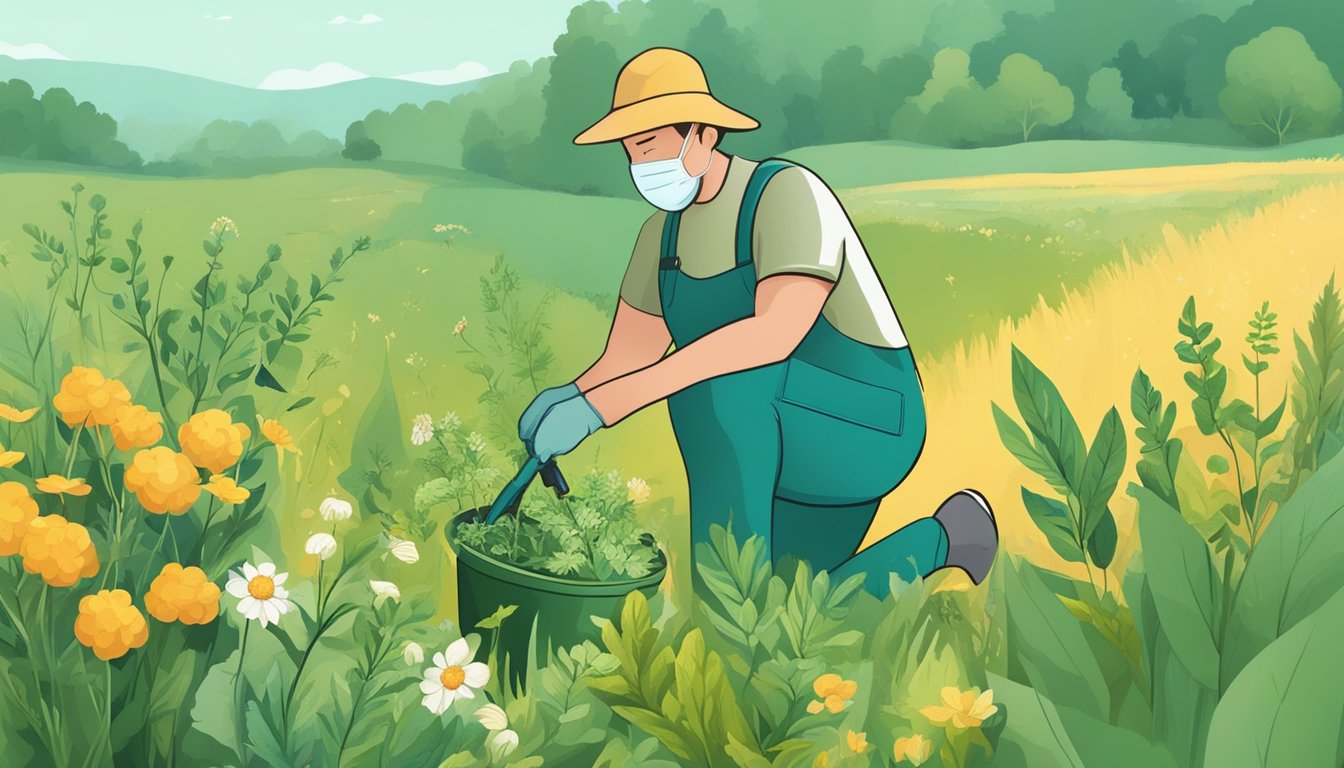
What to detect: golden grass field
<box><xmin>867</xmin><ymin>159</ymin><xmax>1344</xmax><ymax>583</ymax></box>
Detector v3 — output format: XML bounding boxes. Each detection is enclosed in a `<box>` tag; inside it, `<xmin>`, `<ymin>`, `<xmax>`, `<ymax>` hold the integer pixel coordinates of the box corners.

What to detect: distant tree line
<box><xmin>344</xmin><ymin>0</ymin><xmax>1343</xmax><ymax>195</ymax></box>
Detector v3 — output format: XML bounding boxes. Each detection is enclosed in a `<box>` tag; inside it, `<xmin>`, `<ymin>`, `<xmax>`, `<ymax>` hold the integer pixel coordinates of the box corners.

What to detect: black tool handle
<box><xmin>539</xmin><ymin>459</ymin><xmax>569</xmax><ymax>497</ymax></box>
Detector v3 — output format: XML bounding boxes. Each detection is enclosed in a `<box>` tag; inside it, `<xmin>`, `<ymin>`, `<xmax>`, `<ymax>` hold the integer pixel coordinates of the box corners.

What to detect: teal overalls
<box><xmin>659</xmin><ymin>158</ymin><xmax>949</xmax><ymax>598</ymax></box>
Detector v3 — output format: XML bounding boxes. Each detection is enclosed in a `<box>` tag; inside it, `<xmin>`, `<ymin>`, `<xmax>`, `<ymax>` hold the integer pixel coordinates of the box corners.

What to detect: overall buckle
<box><xmin>659</xmin><ymin>256</ymin><xmax>681</xmax><ymax>270</ymax></box>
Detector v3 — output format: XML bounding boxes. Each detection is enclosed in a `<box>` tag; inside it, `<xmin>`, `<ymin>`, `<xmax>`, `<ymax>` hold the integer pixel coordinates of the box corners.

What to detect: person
<box><xmin>516</xmin><ymin>46</ymin><xmax>997</xmax><ymax>598</ymax></box>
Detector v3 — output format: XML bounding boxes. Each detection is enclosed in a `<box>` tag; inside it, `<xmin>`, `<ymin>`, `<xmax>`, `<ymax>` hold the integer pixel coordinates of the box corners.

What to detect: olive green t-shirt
<box><xmin>618</xmin><ymin>155</ymin><xmax>910</xmax><ymax>349</ymax></box>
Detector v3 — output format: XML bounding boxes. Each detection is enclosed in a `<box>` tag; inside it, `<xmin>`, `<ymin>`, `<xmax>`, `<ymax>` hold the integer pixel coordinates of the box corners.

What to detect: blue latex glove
<box><xmin>531</xmin><ymin>394</ymin><xmax>605</xmax><ymax>462</ymax></box>
<box><xmin>518</xmin><ymin>382</ymin><xmax>580</xmax><ymax>447</ymax></box>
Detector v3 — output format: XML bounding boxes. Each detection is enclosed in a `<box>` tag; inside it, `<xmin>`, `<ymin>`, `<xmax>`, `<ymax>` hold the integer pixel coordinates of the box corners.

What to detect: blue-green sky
<box><xmin>1</xmin><ymin>1</ymin><xmax>598</xmax><ymax>88</ymax></box>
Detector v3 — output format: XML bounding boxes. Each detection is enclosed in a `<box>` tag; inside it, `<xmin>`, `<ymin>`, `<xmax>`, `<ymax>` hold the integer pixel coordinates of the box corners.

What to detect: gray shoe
<box><xmin>934</xmin><ymin>489</ymin><xmax>998</xmax><ymax>584</ymax></box>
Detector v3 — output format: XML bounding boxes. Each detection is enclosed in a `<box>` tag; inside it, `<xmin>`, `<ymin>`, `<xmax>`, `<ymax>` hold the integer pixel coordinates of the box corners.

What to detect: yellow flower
<box><xmin>0</xmin><ymin>403</ymin><xmax>39</xmax><ymax>423</ymax></box>
<box><xmin>203</xmin><ymin>475</ymin><xmax>250</xmax><ymax>505</ymax></box>
<box><xmin>144</xmin><ymin>563</ymin><xmax>221</xmax><ymax>625</ymax></box>
<box><xmin>846</xmin><ymin>731</ymin><xmax>868</xmax><ymax>754</ymax></box>
<box><xmin>74</xmin><ymin>589</ymin><xmax>149</xmax><ymax>660</ymax></box>
<box><xmin>260</xmin><ymin>418</ymin><xmax>297</xmax><ymax>452</ymax></box>
<box><xmin>921</xmin><ymin>686</ymin><xmax>998</xmax><ymax>729</ymax></box>
<box><xmin>178</xmin><ymin>409</ymin><xmax>250</xmax><ymax>473</ymax></box>
<box><xmin>35</xmin><ymin>474</ymin><xmax>93</xmax><ymax>497</ymax></box>
<box><xmin>123</xmin><ymin>447</ymin><xmax>202</xmax><ymax>515</ymax></box>
<box><xmin>0</xmin><ymin>482</ymin><xmax>38</xmax><ymax>556</ymax></box>
<box><xmin>52</xmin><ymin>366</ymin><xmax>132</xmax><ymax>427</ymax></box>
<box><xmin>806</xmin><ymin>673</ymin><xmax>858</xmax><ymax>714</ymax></box>
<box><xmin>0</xmin><ymin>445</ymin><xmax>24</xmax><ymax>468</ymax></box>
<box><xmin>21</xmin><ymin>514</ymin><xmax>99</xmax><ymax>587</ymax></box>
<box><xmin>894</xmin><ymin>735</ymin><xmax>933</xmax><ymax>766</ymax></box>
<box><xmin>626</xmin><ymin>477</ymin><xmax>651</xmax><ymax>504</ymax></box>
<box><xmin>110</xmin><ymin>404</ymin><xmax>163</xmax><ymax>451</ymax></box>
<box><xmin>812</xmin><ymin>751</ymin><xmax>829</xmax><ymax>768</ymax></box>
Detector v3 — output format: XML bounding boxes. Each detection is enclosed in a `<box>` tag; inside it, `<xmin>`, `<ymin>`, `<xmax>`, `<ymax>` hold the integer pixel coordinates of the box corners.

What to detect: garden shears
<box><xmin>482</xmin><ymin>454</ymin><xmax>569</xmax><ymax>524</ymax></box>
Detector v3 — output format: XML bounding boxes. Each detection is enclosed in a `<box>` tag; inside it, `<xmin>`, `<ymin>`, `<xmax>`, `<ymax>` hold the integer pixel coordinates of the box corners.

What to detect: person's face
<box><xmin>621</xmin><ymin>123</ymin><xmax>717</xmax><ymax>174</ymax></box>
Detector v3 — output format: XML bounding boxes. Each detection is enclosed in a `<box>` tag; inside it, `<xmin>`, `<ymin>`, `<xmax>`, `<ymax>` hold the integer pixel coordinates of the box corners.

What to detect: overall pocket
<box><xmin>773</xmin><ymin>358</ymin><xmax>915</xmax><ymax>505</ymax></box>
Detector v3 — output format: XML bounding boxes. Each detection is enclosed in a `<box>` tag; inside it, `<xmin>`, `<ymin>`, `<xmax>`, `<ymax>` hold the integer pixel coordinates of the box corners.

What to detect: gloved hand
<box><xmin>531</xmin><ymin>394</ymin><xmax>606</xmax><ymax>462</ymax></box>
<box><xmin>518</xmin><ymin>382</ymin><xmax>581</xmax><ymax>447</ymax></box>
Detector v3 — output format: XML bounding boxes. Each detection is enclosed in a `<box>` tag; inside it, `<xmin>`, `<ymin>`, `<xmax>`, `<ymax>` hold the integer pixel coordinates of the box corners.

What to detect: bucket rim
<box><xmin>447</xmin><ymin>508</ymin><xmax>668</xmax><ymax>596</ymax></box>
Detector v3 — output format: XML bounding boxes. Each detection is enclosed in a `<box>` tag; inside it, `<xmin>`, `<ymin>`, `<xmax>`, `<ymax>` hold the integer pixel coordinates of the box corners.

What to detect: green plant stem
<box><xmin>234</xmin><ymin>621</ymin><xmax>251</xmax><ymax>764</ymax></box>
<box><xmin>188</xmin><ymin>240</ymin><xmax>224</xmax><ymax>418</ymax></box>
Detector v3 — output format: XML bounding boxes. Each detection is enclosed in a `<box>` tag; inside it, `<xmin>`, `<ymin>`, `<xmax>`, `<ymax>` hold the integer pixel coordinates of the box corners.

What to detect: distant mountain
<box><xmin>0</xmin><ymin>55</ymin><xmax>490</xmax><ymax>159</ymax></box>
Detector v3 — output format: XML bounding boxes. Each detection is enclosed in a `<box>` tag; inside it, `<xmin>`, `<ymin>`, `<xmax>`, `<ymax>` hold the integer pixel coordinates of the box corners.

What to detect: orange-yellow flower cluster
<box><xmin>144</xmin><ymin>563</ymin><xmax>221</xmax><ymax>625</ymax></box>
<box><xmin>179</xmin><ymin>410</ymin><xmax>250</xmax><ymax>473</ymax></box>
<box><xmin>123</xmin><ymin>447</ymin><xmax>203</xmax><ymax>515</ymax></box>
<box><xmin>0</xmin><ymin>482</ymin><xmax>38</xmax><ymax>556</ymax></box>
<box><xmin>111</xmin><ymin>404</ymin><xmax>163</xmax><ymax>451</ymax></box>
<box><xmin>35</xmin><ymin>475</ymin><xmax>92</xmax><ymax>497</ymax></box>
<box><xmin>74</xmin><ymin>589</ymin><xmax>149</xmax><ymax>660</ymax></box>
<box><xmin>807</xmin><ymin>674</ymin><xmax>858</xmax><ymax>714</ymax></box>
<box><xmin>53</xmin><ymin>367</ymin><xmax>132</xmax><ymax>428</ymax></box>
<box><xmin>20</xmin><ymin>514</ymin><xmax>99</xmax><ymax>586</ymax></box>
<box><xmin>203</xmin><ymin>475</ymin><xmax>249</xmax><ymax>504</ymax></box>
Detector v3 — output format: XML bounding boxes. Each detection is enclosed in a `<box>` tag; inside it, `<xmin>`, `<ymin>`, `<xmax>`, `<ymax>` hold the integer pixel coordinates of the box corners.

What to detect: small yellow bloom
<box><xmin>123</xmin><ymin>447</ymin><xmax>203</xmax><ymax>515</ymax></box>
<box><xmin>0</xmin><ymin>403</ymin><xmax>39</xmax><ymax>423</ymax></box>
<box><xmin>626</xmin><ymin>477</ymin><xmax>651</xmax><ymax>504</ymax></box>
<box><xmin>0</xmin><ymin>446</ymin><xmax>24</xmax><ymax>468</ymax></box>
<box><xmin>806</xmin><ymin>673</ymin><xmax>858</xmax><ymax>714</ymax></box>
<box><xmin>894</xmin><ymin>735</ymin><xmax>933</xmax><ymax>766</ymax></box>
<box><xmin>144</xmin><ymin>563</ymin><xmax>221</xmax><ymax>625</ymax></box>
<box><xmin>52</xmin><ymin>367</ymin><xmax>132</xmax><ymax>427</ymax></box>
<box><xmin>178</xmin><ymin>409</ymin><xmax>250</xmax><ymax>473</ymax></box>
<box><xmin>203</xmin><ymin>475</ymin><xmax>250</xmax><ymax>505</ymax></box>
<box><xmin>812</xmin><ymin>751</ymin><xmax>829</xmax><ymax>768</ymax></box>
<box><xmin>453</xmin><ymin>317</ymin><xmax>467</xmax><ymax>336</ymax></box>
<box><xmin>110</xmin><ymin>404</ymin><xmax>164</xmax><ymax>451</ymax></box>
<box><xmin>846</xmin><ymin>731</ymin><xmax>868</xmax><ymax>754</ymax></box>
<box><xmin>260</xmin><ymin>418</ymin><xmax>298</xmax><ymax>454</ymax></box>
<box><xmin>921</xmin><ymin>686</ymin><xmax>998</xmax><ymax>729</ymax></box>
<box><xmin>0</xmin><ymin>482</ymin><xmax>39</xmax><ymax>556</ymax></box>
<box><xmin>74</xmin><ymin>589</ymin><xmax>149</xmax><ymax>660</ymax></box>
<box><xmin>21</xmin><ymin>514</ymin><xmax>100</xmax><ymax>587</ymax></box>
<box><xmin>35</xmin><ymin>474</ymin><xmax>93</xmax><ymax>497</ymax></box>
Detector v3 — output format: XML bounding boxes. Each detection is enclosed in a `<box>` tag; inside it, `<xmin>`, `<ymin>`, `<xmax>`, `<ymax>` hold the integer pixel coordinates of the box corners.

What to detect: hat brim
<box><xmin>573</xmin><ymin>92</ymin><xmax>759</xmax><ymax>145</ymax></box>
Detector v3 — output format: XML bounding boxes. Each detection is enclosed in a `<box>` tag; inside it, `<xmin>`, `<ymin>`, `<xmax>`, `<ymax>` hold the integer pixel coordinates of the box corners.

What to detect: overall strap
<box><xmin>735</xmin><ymin>158</ymin><xmax>796</xmax><ymax>269</ymax></box>
<box><xmin>659</xmin><ymin>210</ymin><xmax>682</xmax><ymax>270</ymax></box>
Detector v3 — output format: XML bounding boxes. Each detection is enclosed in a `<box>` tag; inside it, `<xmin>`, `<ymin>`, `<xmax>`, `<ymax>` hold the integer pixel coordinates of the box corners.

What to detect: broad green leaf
<box><xmin>1086</xmin><ymin>508</ymin><xmax>1117</xmax><ymax>569</ymax></box>
<box><xmin>993</xmin><ymin>402</ymin><xmax>1070</xmax><ymax>495</ymax></box>
<box><xmin>1079</xmin><ymin>407</ymin><xmax>1126</xmax><ymax>539</ymax></box>
<box><xmin>1010</xmin><ymin>346</ymin><xmax>1086</xmax><ymax>492</ymax></box>
<box><xmin>1132</xmin><ymin>484</ymin><xmax>1221</xmax><ymax>690</ymax></box>
<box><xmin>1020</xmin><ymin>487</ymin><xmax>1084</xmax><ymax>563</ymax></box>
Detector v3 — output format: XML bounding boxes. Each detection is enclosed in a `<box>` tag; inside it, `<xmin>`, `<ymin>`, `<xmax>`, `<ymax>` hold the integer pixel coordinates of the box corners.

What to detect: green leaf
<box><xmin>1020</xmin><ymin>487</ymin><xmax>1084</xmax><ymax>563</ymax></box>
<box><xmin>993</xmin><ymin>402</ymin><xmax>1070</xmax><ymax>495</ymax></box>
<box><xmin>1086</xmin><ymin>508</ymin><xmax>1117</xmax><ymax>569</ymax></box>
<box><xmin>1002</xmin><ymin>556</ymin><xmax>1111</xmax><ymax>721</ymax></box>
<box><xmin>1131</xmin><ymin>483</ymin><xmax>1221</xmax><ymax>690</ymax></box>
<box><xmin>1079</xmin><ymin>407</ymin><xmax>1126</xmax><ymax>539</ymax></box>
<box><xmin>1206</xmin><ymin>455</ymin><xmax>1229</xmax><ymax>474</ymax></box>
<box><xmin>1224</xmin><ymin>450</ymin><xmax>1344</xmax><ymax>685</ymax></box>
<box><xmin>1010</xmin><ymin>346</ymin><xmax>1087</xmax><ymax>493</ymax></box>
<box><xmin>1204</xmin><ymin>586</ymin><xmax>1344</xmax><ymax>768</ymax></box>
<box><xmin>475</xmin><ymin>604</ymin><xmax>518</xmax><ymax>630</ymax></box>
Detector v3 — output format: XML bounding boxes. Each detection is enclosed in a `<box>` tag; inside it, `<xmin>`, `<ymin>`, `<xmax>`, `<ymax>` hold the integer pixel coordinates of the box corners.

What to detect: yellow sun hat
<box><xmin>573</xmin><ymin>47</ymin><xmax>759</xmax><ymax>145</ymax></box>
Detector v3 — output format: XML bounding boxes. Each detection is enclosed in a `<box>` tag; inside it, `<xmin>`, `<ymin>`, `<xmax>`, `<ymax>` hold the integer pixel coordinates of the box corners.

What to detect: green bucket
<box><xmin>447</xmin><ymin>507</ymin><xmax>667</xmax><ymax>687</ymax></box>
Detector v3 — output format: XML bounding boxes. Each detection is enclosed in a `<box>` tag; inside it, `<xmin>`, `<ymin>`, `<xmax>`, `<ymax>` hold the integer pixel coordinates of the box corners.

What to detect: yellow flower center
<box><xmin>247</xmin><ymin>575</ymin><xmax>275</xmax><ymax>600</ymax></box>
<box><xmin>439</xmin><ymin>665</ymin><xmax>466</xmax><ymax>690</ymax></box>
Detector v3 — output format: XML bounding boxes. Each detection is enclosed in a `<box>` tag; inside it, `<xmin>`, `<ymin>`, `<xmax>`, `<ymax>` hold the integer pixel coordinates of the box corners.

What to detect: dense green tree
<box><xmin>0</xmin><ymin>79</ymin><xmax>139</xmax><ymax>167</ymax></box>
<box><xmin>987</xmin><ymin>54</ymin><xmax>1075</xmax><ymax>141</ymax></box>
<box><xmin>1219</xmin><ymin>26</ymin><xmax>1342</xmax><ymax>144</ymax></box>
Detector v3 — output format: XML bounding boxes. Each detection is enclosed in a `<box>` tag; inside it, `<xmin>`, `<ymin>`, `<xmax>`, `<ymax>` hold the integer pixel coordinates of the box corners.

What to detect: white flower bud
<box><xmin>304</xmin><ymin>532</ymin><xmax>337</xmax><ymax>560</ymax></box>
<box><xmin>403</xmin><ymin>641</ymin><xmax>424</xmax><ymax>666</ymax></box>
<box><xmin>472</xmin><ymin>702</ymin><xmax>508</xmax><ymax>731</ymax></box>
<box><xmin>488</xmin><ymin>729</ymin><xmax>519</xmax><ymax>761</ymax></box>
<box><xmin>320</xmin><ymin>496</ymin><xmax>353</xmax><ymax>522</ymax></box>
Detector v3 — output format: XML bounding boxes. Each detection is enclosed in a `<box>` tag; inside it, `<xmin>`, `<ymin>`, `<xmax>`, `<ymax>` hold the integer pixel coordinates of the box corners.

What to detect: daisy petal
<box><xmin>243</xmin><ymin>563</ymin><xmax>258</xmax><ymax>580</ymax></box>
<box><xmin>462</xmin><ymin>661</ymin><xmax>490</xmax><ymax>688</ymax></box>
<box><xmin>443</xmin><ymin>637</ymin><xmax>470</xmax><ymax>666</ymax></box>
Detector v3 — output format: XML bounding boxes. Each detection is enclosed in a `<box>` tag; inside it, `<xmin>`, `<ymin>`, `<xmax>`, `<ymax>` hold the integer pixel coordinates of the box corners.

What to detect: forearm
<box><xmin>574</xmin><ymin>343</ymin><xmax>663</xmax><ymax>392</ymax></box>
<box><xmin>585</xmin><ymin>314</ymin><xmax>791</xmax><ymax>424</ymax></box>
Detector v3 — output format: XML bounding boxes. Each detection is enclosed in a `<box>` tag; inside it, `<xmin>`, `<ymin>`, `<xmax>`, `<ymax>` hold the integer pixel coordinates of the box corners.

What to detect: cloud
<box><xmin>257</xmin><ymin>62</ymin><xmax>368</xmax><ymax>90</ymax></box>
<box><xmin>203</xmin><ymin>14</ymin><xmax>234</xmax><ymax>21</ymax></box>
<box><xmin>328</xmin><ymin>13</ymin><xmax>383</xmax><ymax>25</ymax></box>
<box><xmin>390</xmin><ymin>61</ymin><xmax>490</xmax><ymax>86</ymax></box>
<box><xmin>0</xmin><ymin>41</ymin><xmax>69</xmax><ymax>60</ymax></box>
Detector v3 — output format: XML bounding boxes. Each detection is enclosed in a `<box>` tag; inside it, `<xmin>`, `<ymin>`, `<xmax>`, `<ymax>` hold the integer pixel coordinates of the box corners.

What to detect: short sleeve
<box><xmin>619</xmin><ymin>211</ymin><xmax>665</xmax><ymax>316</ymax></box>
<box><xmin>753</xmin><ymin>166</ymin><xmax>845</xmax><ymax>282</ymax></box>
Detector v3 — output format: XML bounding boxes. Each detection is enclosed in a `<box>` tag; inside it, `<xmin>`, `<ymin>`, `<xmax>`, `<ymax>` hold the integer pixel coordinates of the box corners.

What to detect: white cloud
<box><xmin>0</xmin><ymin>41</ymin><xmax>69</xmax><ymax>60</ymax></box>
<box><xmin>328</xmin><ymin>13</ymin><xmax>383</xmax><ymax>25</ymax></box>
<box><xmin>203</xmin><ymin>14</ymin><xmax>234</xmax><ymax>21</ymax></box>
<box><xmin>257</xmin><ymin>62</ymin><xmax>368</xmax><ymax>90</ymax></box>
<box><xmin>390</xmin><ymin>61</ymin><xmax>490</xmax><ymax>86</ymax></box>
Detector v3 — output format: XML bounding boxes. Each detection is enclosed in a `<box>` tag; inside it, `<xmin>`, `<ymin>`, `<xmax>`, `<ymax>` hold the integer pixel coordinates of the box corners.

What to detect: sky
<box><xmin>0</xmin><ymin>0</ymin><xmax>598</xmax><ymax>88</ymax></box>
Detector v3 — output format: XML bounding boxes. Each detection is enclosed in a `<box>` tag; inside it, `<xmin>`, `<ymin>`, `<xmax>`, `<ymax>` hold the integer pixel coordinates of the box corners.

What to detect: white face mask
<box><xmin>629</xmin><ymin>128</ymin><xmax>708</xmax><ymax>212</ymax></box>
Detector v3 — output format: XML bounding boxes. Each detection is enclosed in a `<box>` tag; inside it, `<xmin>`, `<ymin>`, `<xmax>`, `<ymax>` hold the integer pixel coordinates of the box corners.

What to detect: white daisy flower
<box><xmin>388</xmin><ymin>536</ymin><xmax>420</xmax><ymax>564</ymax></box>
<box><xmin>411</xmin><ymin>413</ymin><xmax>434</xmax><ymax>446</ymax></box>
<box><xmin>369</xmin><ymin>580</ymin><xmax>401</xmax><ymax>606</ymax></box>
<box><xmin>403</xmin><ymin>641</ymin><xmax>425</xmax><ymax>666</ymax></box>
<box><xmin>225</xmin><ymin>561</ymin><xmax>292</xmax><ymax>628</ymax></box>
<box><xmin>320</xmin><ymin>496</ymin><xmax>353</xmax><ymax>522</ymax></box>
<box><xmin>489</xmin><ymin>729</ymin><xmax>519</xmax><ymax>760</ymax></box>
<box><xmin>305</xmin><ymin>532</ymin><xmax>337</xmax><ymax>560</ymax></box>
<box><xmin>420</xmin><ymin>637</ymin><xmax>490</xmax><ymax>715</ymax></box>
<box><xmin>472</xmin><ymin>702</ymin><xmax>508</xmax><ymax>730</ymax></box>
